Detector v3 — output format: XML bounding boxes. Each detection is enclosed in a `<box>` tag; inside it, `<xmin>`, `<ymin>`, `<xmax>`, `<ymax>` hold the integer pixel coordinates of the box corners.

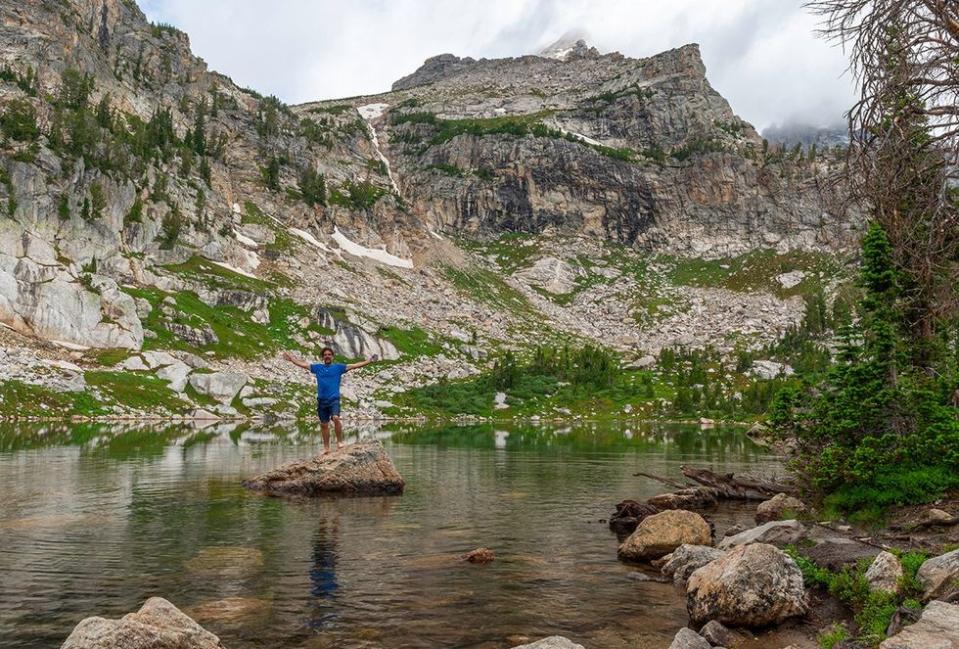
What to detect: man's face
<box><xmin>322</xmin><ymin>350</ymin><xmax>334</xmax><ymax>365</ymax></box>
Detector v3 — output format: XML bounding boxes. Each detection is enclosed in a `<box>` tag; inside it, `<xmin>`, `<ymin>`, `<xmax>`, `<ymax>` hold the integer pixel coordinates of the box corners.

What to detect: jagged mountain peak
<box><xmin>537</xmin><ymin>30</ymin><xmax>597</xmax><ymax>61</ymax></box>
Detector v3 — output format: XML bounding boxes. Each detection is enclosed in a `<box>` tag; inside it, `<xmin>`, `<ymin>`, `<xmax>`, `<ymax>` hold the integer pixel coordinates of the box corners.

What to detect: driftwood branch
<box><xmin>680</xmin><ymin>465</ymin><xmax>793</xmax><ymax>501</ymax></box>
<box><xmin>632</xmin><ymin>471</ymin><xmax>688</xmax><ymax>490</ymax></box>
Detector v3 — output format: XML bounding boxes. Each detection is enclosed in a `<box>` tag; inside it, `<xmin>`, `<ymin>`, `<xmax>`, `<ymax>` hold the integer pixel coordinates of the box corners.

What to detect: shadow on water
<box><xmin>0</xmin><ymin>419</ymin><xmax>781</xmax><ymax>649</ymax></box>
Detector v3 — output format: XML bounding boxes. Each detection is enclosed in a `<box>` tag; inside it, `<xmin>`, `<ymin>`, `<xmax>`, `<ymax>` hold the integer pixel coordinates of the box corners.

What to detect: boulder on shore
<box><xmin>879</xmin><ymin>601</ymin><xmax>959</xmax><ymax>648</ymax></box>
<box><xmin>242</xmin><ymin>441</ymin><xmax>404</xmax><ymax>496</ymax></box>
<box><xmin>717</xmin><ymin>519</ymin><xmax>806</xmax><ymax>550</ymax></box>
<box><xmin>60</xmin><ymin>597</ymin><xmax>225</xmax><ymax>649</ymax></box>
<box><xmin>755</xmin><ymin>493</ymin><xmax>807</xmax><ymax>523</ymax></box>
<box><xmin>916</xmin><ymin>548</ymin><xmax>959</xmax><ymax>601</ymax></box>
<box><xmin>686</xmin><ymin>543</ymin><xmax>808</xmax><ymax>628</ymax></box>
<box><xmin>865</xmin><ymin>551</ymin><xmax>904</xmax><ymax>595</ymax></box>
<box><xmin>667</xmin><ymin>627</ymin><xmax>710</xmax><ymax>649</ymax></box>
<box><xmin>618</xmin><ymin>509</ymin><xmax>712</xmax><ymax>562</ymax></box>
<box><xmin>661</xmin><ymin>544</ymin><xmax>725</xmax><ymax>585</ymax></box>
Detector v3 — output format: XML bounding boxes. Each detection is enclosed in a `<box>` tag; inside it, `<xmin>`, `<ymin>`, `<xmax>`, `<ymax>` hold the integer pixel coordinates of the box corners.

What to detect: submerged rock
<box><xmin>879</xmin><ymin>601</ymin><xmax>959</xmax><ymax>648</ymax></box>
<box><xmin>184</xmin><ymin>547</ymin><xmax>264</xmax><ymax>579</ymax></box>
<box><xmin>462</xmin><ymin>548</ymin><xmax>495</xmax><ymax>564</ymax></box>
<box><xmin>618</xmin><ymin>510</ymin><xmax>712</xmax><ymax>561</ymax></box>
<box><xmin>686</xmin><ymin>543</ymin><xmax>808</xmax><ymax>628</ymax></box>
<box><xmin>242</xmin><ymin>441</ymin><xmax>404</xmax><ymax>496</ymax></box>
<box><xmin>61</xmin><ymin>597</ymin><xmax>225</xmax><ymax>649</ymax></box>
<box><xmin>187</xmin><ymin>597</ymin><xmax>271</xmax><ymax>626</ymax></box>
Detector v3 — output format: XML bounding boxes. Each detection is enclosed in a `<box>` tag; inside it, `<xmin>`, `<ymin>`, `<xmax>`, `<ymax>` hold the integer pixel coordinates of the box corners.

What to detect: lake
<box><xmin>0</xmin><ymin>420</ymin><xmax>781</xmax><ymax>648</ymax></box>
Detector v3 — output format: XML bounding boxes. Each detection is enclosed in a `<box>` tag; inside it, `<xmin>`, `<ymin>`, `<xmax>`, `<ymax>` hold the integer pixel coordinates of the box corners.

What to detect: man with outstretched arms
<box><xmin>283</xmin><ymin>347</ymin><xmax>377</xmax><ymax>453</ymax></box>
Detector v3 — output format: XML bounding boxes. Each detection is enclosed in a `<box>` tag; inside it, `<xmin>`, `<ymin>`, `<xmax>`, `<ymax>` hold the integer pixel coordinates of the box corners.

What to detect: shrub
<box><xmin>158</xmin><ymin>205</ymin><xmax>182</xmax><ymax>249</ymax></box>
<box><xmin>0</xmin><ymin>99</ymin><xmax>39</xmax><ymax>142</ymax></box>
<box><xmin>298</xmin><ymin>167</ymin><xmax>326</xmax><ymax>207</ymax></box>
<box><xmin>771</xmin><ymin>222</ymin><xmax>959</xmax><ymax>511</ymax></box>
<box><xmin>328</xmin><ymin>180</ymin><xmax>384</xmax><ymax>210</ymax></box>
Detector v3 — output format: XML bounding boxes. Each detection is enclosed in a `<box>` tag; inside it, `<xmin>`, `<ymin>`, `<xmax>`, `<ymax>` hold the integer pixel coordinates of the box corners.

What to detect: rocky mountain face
<box><xmin>0</xmin><ymin>0</ymin><xmax>859</xmax><ymax>419</ymax></box>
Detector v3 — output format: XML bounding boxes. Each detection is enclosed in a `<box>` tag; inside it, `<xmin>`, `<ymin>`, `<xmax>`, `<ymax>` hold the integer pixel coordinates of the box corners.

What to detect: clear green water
<box><xmin>0</xmin><ymin>421</ymin><xmax>780</xmax><ymax>649</ymax></box>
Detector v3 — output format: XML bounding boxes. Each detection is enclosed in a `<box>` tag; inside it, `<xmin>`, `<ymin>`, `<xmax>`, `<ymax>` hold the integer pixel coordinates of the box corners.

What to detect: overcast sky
<box><xmin>139</xmin><ymin>0</ymin><xmax>856</xmax><ymax>131</ymax></box>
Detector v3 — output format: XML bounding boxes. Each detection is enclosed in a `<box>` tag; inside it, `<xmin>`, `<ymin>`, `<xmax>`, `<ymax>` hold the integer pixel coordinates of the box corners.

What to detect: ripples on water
<box><xmin>0</xmin><ymin>421</ymin><xmax>781</xmax><ymax>648</ymax></box>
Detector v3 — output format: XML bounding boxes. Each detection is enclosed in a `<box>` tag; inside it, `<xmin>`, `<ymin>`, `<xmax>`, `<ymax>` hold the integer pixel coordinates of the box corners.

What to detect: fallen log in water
<box><xmin>679</xmin><ymin>465</ymin><xmax>793</xmax><ymax>501</ymax></box>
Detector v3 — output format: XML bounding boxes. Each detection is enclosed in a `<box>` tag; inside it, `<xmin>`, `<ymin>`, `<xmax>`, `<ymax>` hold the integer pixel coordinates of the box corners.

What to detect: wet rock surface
<box><xmin>242</xmin><ymin>441</ymin><xmax>405</xmax><ymax>496</ymax></box>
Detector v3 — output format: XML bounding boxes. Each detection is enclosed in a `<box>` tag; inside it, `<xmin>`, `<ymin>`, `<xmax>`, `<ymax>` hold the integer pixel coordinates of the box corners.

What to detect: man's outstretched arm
<box><xmin>282</xmin><ymin>351</ymin><xmax>311</xmax><ymax>371</ymax></box>
<box><xmin>346</xmin><ymin>354</ymin><xmax>379</xmax><ymax>372</ymax></box>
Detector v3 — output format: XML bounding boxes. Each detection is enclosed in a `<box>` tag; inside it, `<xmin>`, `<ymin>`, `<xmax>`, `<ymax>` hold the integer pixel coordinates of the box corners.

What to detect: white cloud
<box><xmin>140</xmin><ymin>0</ymin><xmax>855</xmax><ymax>130</ymax></box>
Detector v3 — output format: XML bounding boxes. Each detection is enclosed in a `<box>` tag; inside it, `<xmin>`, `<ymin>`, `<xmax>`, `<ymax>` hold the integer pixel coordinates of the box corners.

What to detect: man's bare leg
<box><xmin>332</xmin><ymin>415</ymin><xmax>344</xmax><ymax>448</ymax></box>
<box><xmin>320</xmin><ymin>422</ymin><xmax>332</xmax><ymax>454</ymax></box>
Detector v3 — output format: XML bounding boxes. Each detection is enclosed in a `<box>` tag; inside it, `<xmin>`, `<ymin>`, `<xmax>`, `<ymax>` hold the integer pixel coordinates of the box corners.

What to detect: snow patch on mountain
<box><xmin>332</xmin><ymin>227</ymin><xmax>414</xmax><ymax>268</ymax></box>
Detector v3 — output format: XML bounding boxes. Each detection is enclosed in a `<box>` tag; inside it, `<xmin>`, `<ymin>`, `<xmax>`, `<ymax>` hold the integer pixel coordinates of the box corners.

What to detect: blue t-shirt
<box><xmin>310</xmin><ymin>363</ymin><xmax>347</xmax><ymax>401</ymax></box>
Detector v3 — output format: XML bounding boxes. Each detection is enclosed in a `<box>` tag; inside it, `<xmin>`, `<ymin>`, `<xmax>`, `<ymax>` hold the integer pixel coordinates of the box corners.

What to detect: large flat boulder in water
<box><xmin>61</xmin><ymin>597</ymin><xmax>225</xmax><ymax>649</ymax></box>
<box><xmin>242</xmin><ymin>441</ymin><xmax>404</xmax><ymax>496</ymax></box>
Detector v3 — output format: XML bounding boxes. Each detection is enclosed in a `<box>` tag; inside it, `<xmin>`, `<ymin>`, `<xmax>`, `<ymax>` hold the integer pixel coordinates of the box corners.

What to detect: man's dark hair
<box><xmin>321</xmin><ymin>346</ymin><xmax>335</xmax><ymax>356</ymax></box>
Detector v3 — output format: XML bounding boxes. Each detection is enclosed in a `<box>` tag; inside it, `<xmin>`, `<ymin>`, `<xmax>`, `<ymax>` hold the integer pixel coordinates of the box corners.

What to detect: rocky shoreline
<box><xmin>607</xmin><ymin>469</ymin><xmax>959</xmax><ymax>648</ymax></box>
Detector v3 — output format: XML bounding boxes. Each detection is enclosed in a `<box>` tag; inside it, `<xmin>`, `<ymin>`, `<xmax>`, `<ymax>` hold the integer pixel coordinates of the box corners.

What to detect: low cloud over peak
<box><xmin>141</xmin><ymin>0</ymin><xmax>855</xmax><ymax>130</ymax></box>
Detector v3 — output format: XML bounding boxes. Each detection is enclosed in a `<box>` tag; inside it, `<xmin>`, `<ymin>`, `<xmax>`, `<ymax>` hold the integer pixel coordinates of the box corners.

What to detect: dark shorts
<box><xmin>316</xmin><ymin>398</ymin><xmax>341</xmax><ymax>423</ymax></box>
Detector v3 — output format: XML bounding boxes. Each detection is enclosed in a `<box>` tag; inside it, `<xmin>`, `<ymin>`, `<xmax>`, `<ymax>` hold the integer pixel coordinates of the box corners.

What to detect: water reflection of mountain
<box><xmin>1</xmin><ymin>420</ymin><xmax>769</xmax><ymax>464</ymax></box>
<box><xmin>387</xmin><ymin>422</ymin><xmax>766</xmax><ymax>460</ymax></box>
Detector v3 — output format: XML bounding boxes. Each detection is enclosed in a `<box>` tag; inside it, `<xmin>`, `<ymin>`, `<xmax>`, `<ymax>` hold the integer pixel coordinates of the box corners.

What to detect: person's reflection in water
<box><xmin>308</xmin><ymin>512</ymin><xmax>340</xmax><ymax>629</ymax></box>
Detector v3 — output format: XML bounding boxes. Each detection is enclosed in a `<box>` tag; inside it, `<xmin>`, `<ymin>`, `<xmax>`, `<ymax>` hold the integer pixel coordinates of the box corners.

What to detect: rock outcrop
<box><xmin>686</xmin><ymin>543</ymin><xmax>808</xmax><ymax>628</ymax></box>
<box><xmin>618</xmin><ymin>509</ymin><xmax>712</xmax><ymax>561</ymax></box>
<box><xmin>60</xmin><ymin>597</ymin><xmax>225</xmax><ymax>649</ymax></box>
<box><xmin>242</xmin><ymin>441</ymin><xmax>405</xmax><ymax>496</ymax></box>
<box><xmin>188</xmin><ymin>372</ymin><xmax>249</xmax><ymax>405</ymax></box>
